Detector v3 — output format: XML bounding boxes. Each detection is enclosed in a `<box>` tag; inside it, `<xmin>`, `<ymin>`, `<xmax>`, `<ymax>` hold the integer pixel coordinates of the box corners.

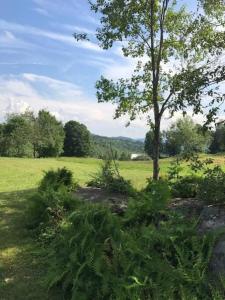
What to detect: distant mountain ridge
<box><xmin>91</xmin><ymin>134</ymin><xmax>144</xmax><ymax>159</ymax></box>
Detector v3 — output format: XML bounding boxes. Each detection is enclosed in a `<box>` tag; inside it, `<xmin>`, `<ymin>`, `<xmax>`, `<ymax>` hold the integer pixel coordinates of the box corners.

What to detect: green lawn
<box><xmin>1</xmin><ymin>155</ymin><xmax>225</xmax><ymax>193</ymax></box>
<box><xmin>0</xmin><ymin>157</ymin><xmax>166</xmax><ymax>193</ymax></box>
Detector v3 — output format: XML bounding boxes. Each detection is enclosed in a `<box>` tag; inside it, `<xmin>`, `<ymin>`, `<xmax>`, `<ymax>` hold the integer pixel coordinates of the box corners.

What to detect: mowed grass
<box><xmin>0</xmin><ymin>155</ymin><xmax>225</xmax><ymax>193</ymax></box>
<box><xmin>0</xmin><ymin>157</ymin><xmax>164</xmax><ymax>193</ymax></box>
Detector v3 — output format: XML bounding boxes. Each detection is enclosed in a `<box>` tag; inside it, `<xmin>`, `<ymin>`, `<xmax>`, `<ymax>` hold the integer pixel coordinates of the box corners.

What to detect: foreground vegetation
<box><xmin>20</xmin><ymin>161</ymin><xmax>225</xmax><ymax>298</ymax></box>
<box><xmin>1</xmin><ymin>155</ymin><xmax>225</xmax><ymax>299</ymax></box>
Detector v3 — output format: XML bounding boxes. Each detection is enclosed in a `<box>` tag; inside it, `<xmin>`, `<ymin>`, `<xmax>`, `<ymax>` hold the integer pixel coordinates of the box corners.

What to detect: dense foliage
<box><xmin>145</xmin><ymin>117</ymin><xmax>211</xmax><ymax>158</ymax></box>
<box><xmin>35</xmin><ymin>110</ymin><xmax>65</xmax><ymax>157</ymax></box>
<box><xmin>198</xmin><ymin>166</ymin><xmax>225</xmax><ymax>204</ymax></box>
<box><xmin>23</xmin><ymin>151</ymin><xmax>225</xmax><ymax>300</ymax></box>
<box><xmin>0</xmin><ymin>111</ymin><xmax>144</xmax><ymax>159</ymax></box>
<box><xmin>28</xmin><ymin>169</ymin><xmax>224</xmax><ymax>299</ymax></box>
<box><xmin>64</xmin><ymin>121</ymin><xmax>91</xmax><ymax>157</ymax></box>
<box><xmin>26</xmin><ymin>168</ymin><xmax>77</xmax><ymax>231</ymax></box>
<box><xmin>165</xmin><ymin>117</ymin><xmax>211</xmax><ymax>156</ymax></box>
<box><xmin>0</xmin><ymin>112</ymin><xmax>33</xmax><ymax>157</ymax></box>
<box><xmin>210</xmin><ymin>122</ymin><xmax>225</xmax><ymax>154</ymax></box>
<box><xmin>0</xmin><ymin>110</ymin><xmax>65</xmax><ymax>158</ymax></box>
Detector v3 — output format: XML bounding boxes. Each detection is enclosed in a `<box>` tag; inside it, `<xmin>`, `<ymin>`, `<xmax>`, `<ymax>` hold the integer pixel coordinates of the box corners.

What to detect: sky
<box><xmin>0</xmin><ymin>0</ymin><xmax>214</xmax><ymax>138</ymax></box>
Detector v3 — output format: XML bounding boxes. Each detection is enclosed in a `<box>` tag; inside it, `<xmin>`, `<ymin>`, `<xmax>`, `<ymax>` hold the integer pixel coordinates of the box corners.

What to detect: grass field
<box><xmin>0</xmin><ymin>155</ymin><xmax>225</xmax><ymax>299</ymax></box>
<box><xmin>0</xmin><ymin>155</ymin><xmax>225</xmax><ymax>193</ymax></box>
<box><xmin>0</xmin><ymin>157</ymin><xmax>163</xmax><ymax>193</ymax></box>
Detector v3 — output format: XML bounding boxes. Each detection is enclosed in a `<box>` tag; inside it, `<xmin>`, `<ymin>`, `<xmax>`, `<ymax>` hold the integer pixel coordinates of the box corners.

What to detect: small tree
<box><xmin>76</xmin><ymin>0</ymin><xmax>225</xmax><ymax>179</ymax></box>
<box><xmin>64</xmin><ymin>121</ymin><xmax>91</xmax><ymax>157</ymax></box>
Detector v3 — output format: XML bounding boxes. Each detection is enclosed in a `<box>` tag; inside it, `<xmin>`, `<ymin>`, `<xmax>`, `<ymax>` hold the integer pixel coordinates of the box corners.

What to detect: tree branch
<box><xmin>159</xmin><ymin>91</ymin><xmax>173</xmax><ymax>116</ymax></box>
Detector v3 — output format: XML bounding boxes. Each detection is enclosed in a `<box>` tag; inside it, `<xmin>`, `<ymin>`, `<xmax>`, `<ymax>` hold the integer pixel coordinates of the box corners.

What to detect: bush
<box><xmin>198</xmin><ymin>166</ymin><xmax>225</xmax><ymax>204</ymax></box>
<box><xmin>46</xmin><ymin>195</ymin><xmax>216</xmax><ymax>300</ymax></box>
<box><xmin>47</xmin><ymin>202</ymin><xmax>122</xmax><ymax>299</ymax></box>
<box><xmin>26</xmin><ymin>187</ymin><xmax>79</xmax><ymax>231</ymax></box>
<box><xmin>125</xmin><ymin>180</ymin><xmax>170</xmax><ymax>226</ymax></box>
<box><xmin>26</xmin><ymin>167</ymin><xmax>78</xmax><ymax>232</ymax></box>
<box><xmin>87</xmin><ymin>158</ymin><xmax>135</xmax><ymax>195</ymax></box>
<box><xmin>170</xmin><ymin>176</ymin><xmax>202</xmax><ymax>198</ymax></box>
<box><xmin>39</xmin><ymin>167</ymin><xmax>76</xmax><ymax>191</ymax></box>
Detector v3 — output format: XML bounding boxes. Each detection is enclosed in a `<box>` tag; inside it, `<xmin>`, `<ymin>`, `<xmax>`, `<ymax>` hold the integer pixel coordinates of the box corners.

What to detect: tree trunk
<box><xmin>153</xmin><ymin>118</ymin><xmax>161</xmax><ymax>180</ymax></box>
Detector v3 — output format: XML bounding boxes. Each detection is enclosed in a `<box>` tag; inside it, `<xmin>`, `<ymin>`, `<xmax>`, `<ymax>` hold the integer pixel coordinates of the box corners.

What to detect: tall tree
<box><xmin>76</xmin><ymin>0</ymin><xmax>225</xmax><ymax>179</ymax></box>
<box><xmin>209</xmin><ymin>121</ymin><xmax>225</xmax><ymax>153</ymax></box>
<box><xmin>0</xmin><ymin>123</ymin><xmax>5</xmax><ymax>156</ymax></box>
<box><xmin>64</xmin><ymin>121</ymin><xmax>91</xmax><ymax>157</ymax></box>
<box><xmin>1</xmin><ymin>113</ymin><xmax>33</xmax><ymax>157</ymax></box>
<box><xmin>36</xmin><ymin>110</ymin><xmax>65</xmax><ymax>157</ymax></box>
<box><xmin>165</xmin><ymin>117</ymin><xmax>211</xmax><ymax>155</ymax></box>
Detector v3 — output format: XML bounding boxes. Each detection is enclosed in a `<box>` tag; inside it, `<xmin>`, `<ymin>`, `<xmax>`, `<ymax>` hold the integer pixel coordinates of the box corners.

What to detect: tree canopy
<box><xmin>36</xmin><ymin>110</ymin><xmax>65</xmax><ymax>157</ymax></box>
<box><xmin>79</xmin><ymin>0</ymin><xmax>225</xmax><ymax>179</ymax></box>
<box><xmin>165</xmin><ymin>117</ymin><xmax>211</xmax><ymax>156</ymax></box>
<box><xmin>0</xmin><ymin>110</ymin><xmax>65</xmax><ymax>158</ymax></box>
<box><xmin>209</xmin><ymin>122</ymin><xmax>225</xmax><ymax>153</ymax></box>
<box><xmin>64</xmin><ymin>121</ymin><xmax>91</xmax><ymax>157</ymax></box>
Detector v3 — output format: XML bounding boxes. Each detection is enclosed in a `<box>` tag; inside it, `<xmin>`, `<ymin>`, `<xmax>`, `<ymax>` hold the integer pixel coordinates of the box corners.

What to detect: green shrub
<box><xmin>125</xmin><ymin>180</ymin><xmax>170</xmax><ymax>226</ymax></box>
<box><xmin>46</xmin><ymin>197</ymin><xmax>216</xmax><ymax>300</ymax></box>
<box><xmin>170</xmin><ymin>176</ymin><xmax>202</xmax><ymax>198</ymax></box>
<box><xmin>47</xmin><ymin>202</ymin><xmax>122</xmax><ymax>299</ymax></box>
<box><xmin>87</xmin><ymin>158</ymin><xmax>135</xmax><ymax>195</ymax></box>
<box><xmin>26</xmin><ymin>187</ymin><xmax>78</xmax><ymax>231</ymax></box>
<box><xmin>26</xmin><ymin>167</ymin><xmax>78</xmax><ymax>232</ymax></box>
<box><xmin>39</xmin><ymin>167</ymin><xmax>76</xmax><ymax>192</ymax></box>
<box><xmin>198</xmin><ymin>166</ymin><xmax>225</xmax><ymax>204</ymax></box>
<box><xmin>27</xmin><ymin>167</ymin><xmax>222</xmax><ymax>299</ymax></box>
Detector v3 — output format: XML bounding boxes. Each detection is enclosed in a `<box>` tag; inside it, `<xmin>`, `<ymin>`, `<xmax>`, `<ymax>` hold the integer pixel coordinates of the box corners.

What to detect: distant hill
<box><xmin>91</xmin><ymin>134</ymin><xmax>144</xmax><ymax>159</ymax></box>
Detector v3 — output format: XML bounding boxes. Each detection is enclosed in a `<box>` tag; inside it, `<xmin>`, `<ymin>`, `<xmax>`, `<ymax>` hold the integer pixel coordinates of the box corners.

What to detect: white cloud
<box><xmin>60</xmin><ymin>24</ymin><xmax>95</xmax><ymax>35</ymax></box>
<box><xmin>0</xmin><ymin>73</ymin><xmax>148</xmax><ymax>138</ymax></box>
<box><xmin>0</xmin><ymin>73</ymin><xmax>217</xmax><ymax>137</ymax></box>
<box><xmin>32</xmin><ymin>0</ymin><xmax>100</xmax><ymax>25</ymax></box>
<box><xmin>33</xmin><ymin>7</ymin><xmax>50</xmax><ymax>17</ymax></box>
<box><xmin>0</xmin><ymin>30</ymin><xmax>33</xmax><ymax>50</ymax></box>
<box><xmin>0</xmin><ymin>19</ymin><xmax>102</xmax><ymax>52</ymax></box>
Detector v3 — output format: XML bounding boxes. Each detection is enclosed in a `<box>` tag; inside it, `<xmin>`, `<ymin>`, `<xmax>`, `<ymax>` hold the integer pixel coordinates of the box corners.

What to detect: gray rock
<box><xmin>198</xmin><ymin>206</ymin><xmax>225</xmax><ymax>276</ymax></box>
<box><xmin>169</xmin><ymin>198</ymin><xmax>203</xmax><ymax>219</ymax></box>
<box><xmin>210</xmin><ymin>236</ymin><xmax>225</xmax><ymax>276</ymax></box>
<box><xmin>198</xmin><ymin>205</ymin><xmax>225</xmax><ymax>233</ymax></box>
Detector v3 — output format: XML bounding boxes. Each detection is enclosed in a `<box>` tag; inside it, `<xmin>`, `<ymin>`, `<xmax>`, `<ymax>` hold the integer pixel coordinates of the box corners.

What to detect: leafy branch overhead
<box><xmin>75</xmin><ymin>0</ymin><xmax>225</xmax><ymax>179</ymax></box>
<box><xmin>91</xmin><ymin>0</ymin><xmax>225</xmax><ymax>121</ymax></box>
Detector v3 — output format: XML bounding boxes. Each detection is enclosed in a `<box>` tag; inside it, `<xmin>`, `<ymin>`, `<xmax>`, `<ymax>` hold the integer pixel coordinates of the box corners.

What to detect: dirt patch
<box><xmin>169</xmin><ymin>198</ymin><xmax>204</xmax><ymax>219</ymax></box>
<box><xmin>76</xmin><ymin>188</ymin><xmax>206</xmax><ymax>218</ymax></box>
<box><xmin>75</xmin><ymin>187</ymin><xmax>128</xmax><ymax>214</ymax></box>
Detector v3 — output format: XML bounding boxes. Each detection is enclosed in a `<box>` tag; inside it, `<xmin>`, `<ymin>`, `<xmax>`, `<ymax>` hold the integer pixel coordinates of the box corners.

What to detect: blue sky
<box><xmin>0</xmin><ymin>0</ymin><xmax>208</xmax><ymax>138</ymax></box>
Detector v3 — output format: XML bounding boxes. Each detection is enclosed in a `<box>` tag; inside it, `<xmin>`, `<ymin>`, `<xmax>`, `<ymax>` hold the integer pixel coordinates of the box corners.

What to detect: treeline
<box><xmin>0</xmin><ymin>110</ymin><xmax>64</xmax><ymax>158</ymax></box>
<box><xmin>1</xmin><ymin>111</ymin><xmax>224</xmax><ymax>159</ymax></box>
<box><xmin>0</xmin><ymin>111</ymin><xmax>92</xmax><ymax>158</ymax></box>
<box><xmin>144</xmin><ymin>117</ymin><xmax>225</xmax><ymax>157</ymax></box>
<box><xmin>0</xmin><ymin>110</ymin><xmax>143</xmax><ymax>159</ymax></box>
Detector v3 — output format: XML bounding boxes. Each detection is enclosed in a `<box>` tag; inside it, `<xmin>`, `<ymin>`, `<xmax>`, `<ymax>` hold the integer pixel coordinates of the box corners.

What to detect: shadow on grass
<box><xmin>0</xmin><ymin>189</ymin><xmax>62</xmax><ymax>300</ymax></box>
